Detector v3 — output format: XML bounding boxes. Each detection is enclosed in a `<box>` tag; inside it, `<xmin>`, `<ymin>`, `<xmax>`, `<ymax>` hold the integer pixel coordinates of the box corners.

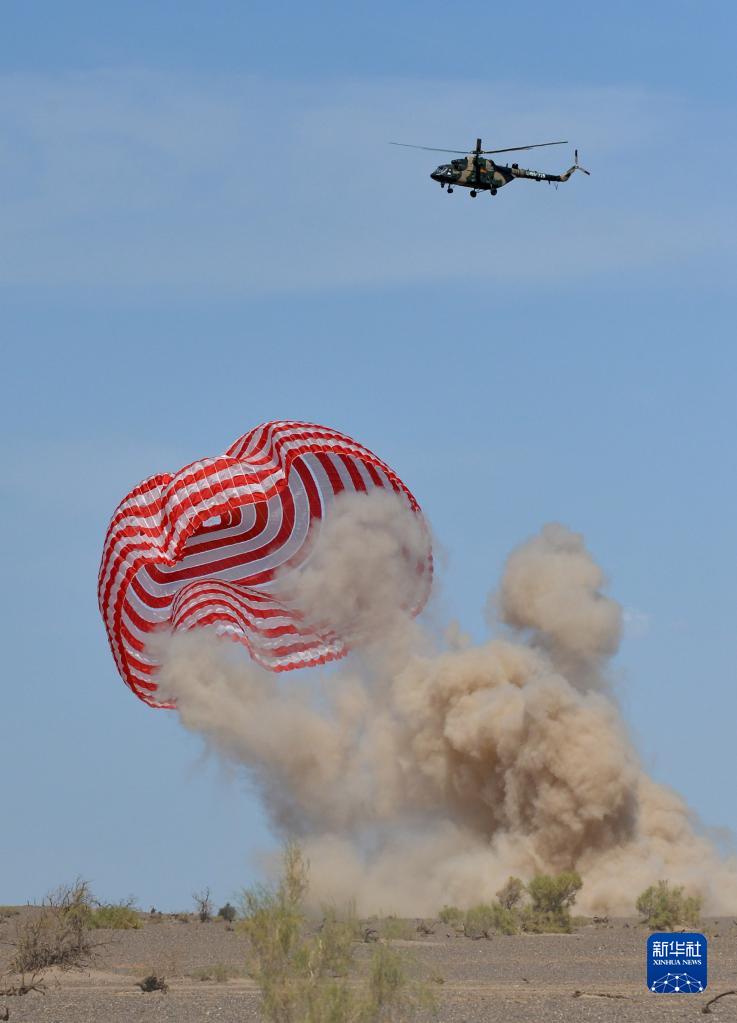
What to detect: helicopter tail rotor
<box><xmin>574</xmin><ymin>149</ymin><xmax>591</xmax><ymax>175</ymax></box>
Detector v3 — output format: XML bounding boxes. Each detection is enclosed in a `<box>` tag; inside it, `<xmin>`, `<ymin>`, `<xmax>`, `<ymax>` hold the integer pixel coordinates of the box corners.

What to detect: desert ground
<box><xmin>1</xmin><ymin>909</ymin><xmax>735</xmax><ymax>1022</ymax></box>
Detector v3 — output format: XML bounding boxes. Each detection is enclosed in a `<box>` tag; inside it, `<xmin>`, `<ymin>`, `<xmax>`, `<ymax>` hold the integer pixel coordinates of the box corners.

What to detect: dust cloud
<box><xmin>154</xmin><ymin>493</ymin><xmax>737</xmax><ymax>916</ymax></box>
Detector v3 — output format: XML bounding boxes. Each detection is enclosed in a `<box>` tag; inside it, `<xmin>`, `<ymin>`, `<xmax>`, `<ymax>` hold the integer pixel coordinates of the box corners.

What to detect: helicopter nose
<box><xmin>430</xmin><ymin>169</ymin><xmax>441</xmax><ymax>181</ymax></box>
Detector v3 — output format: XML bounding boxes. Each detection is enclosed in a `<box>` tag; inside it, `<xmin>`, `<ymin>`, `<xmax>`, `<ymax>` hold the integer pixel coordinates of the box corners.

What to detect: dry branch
<box><xmin>573</xmin><ymin>990</ymin><xmax>627</xmax><ymax>999</ymax></box>
<box><xmin>702</xmin><ymin>990</ymin><xmax>737</xmax><ymax>1014</ymax></box>
<box><xmin>0</xmin><ymin>971</ymin><xmax>46</xmax><ymax>997</ymax></box>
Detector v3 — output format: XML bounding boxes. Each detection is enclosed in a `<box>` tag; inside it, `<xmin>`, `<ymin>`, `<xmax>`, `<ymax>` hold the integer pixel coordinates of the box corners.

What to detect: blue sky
<box><xmin>3</xmin><ymin>1</ymin><xmax>736</xmax><ymax>910</ymax></box>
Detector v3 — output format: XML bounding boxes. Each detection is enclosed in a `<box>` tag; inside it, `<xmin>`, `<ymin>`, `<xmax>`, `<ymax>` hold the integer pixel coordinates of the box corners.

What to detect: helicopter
<box><xmin>390</xmin><ymin>138</ymin><xmax>590</xmax><ymax>198</ymax></box>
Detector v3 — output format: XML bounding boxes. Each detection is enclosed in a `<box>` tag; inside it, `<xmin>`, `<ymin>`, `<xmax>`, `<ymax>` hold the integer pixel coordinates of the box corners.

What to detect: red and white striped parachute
<box><xmin>99</xmin><ymin>421</ymin><xmax>431</xmax><ymax>707</ymax></box>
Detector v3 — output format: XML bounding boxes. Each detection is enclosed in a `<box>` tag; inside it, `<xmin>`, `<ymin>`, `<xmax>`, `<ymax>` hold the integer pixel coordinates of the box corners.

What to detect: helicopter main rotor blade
<box><xmin>390</xmin><ymin>140</ymin><xmax>569</xmax><ymax>156</ymax></box>
<box><xmin>389</xmin><ymin>142</ymin><xmax>470</xmax><ymax>154</ymax></box>
<box><xmin>480</xmin><ymin>140</ymin><xmax>568</xmax><ymax>154</ymax></box>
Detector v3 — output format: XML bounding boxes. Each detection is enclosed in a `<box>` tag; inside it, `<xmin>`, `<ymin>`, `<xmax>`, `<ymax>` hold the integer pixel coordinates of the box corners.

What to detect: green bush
<box><xmin>495</xmin><ymin>877</ymin><xmax>525</xmax><ymax>911</ymax></box>
<box><xmin>218</xmin><ymin>902</ymin><xmax>237</xmax><ymax>923</ymax></box>
<box><xmin>519</xmin><ymin>907</ymin><xmax>573</xmax><ymax>933</ymax></box>
<box><xmin>369</xmin><ymin>943</ymin><xmax>405</xmax><ymax>1006</ymax></box>
<box><xmin>89</xmin><ymin>902</ymin><xmax>141</xmax><ymax>930</ymax></box>
<box><xmin>526</xmin><ymin>871</ymin><xmax>582</xmax><ymax>914</ymax></box>
<box><xmin>376</xmin><ymin>916</ymin><xmax>416</xmax><ymax>941</ymax></box>
<box><xmin>463</xmin><ymin>903</ymin><xmax>517</xmax><ymax>938</ymax></box>
<box><xmin>636</xmin><ymin>880</ymin><xmax>701</xmax><ymax>931</ymax></box>
<box><xmin>494</xmin><ymin>905</ymin><xmax>518</xmax><ymax>935</ymax></box>
<box><xmin>440</xmin><ymin>872</ymin><xmax>585</xmax><ymax>937</ymax></box>
<box><xmin>240</xmin><ymin>842</ymin><xmax>433</xmax><ymax>1022</ymax></box>
<box><xmin>438</xmin><ymin>905</ymin><xmax>464</xmax><ymax>929</ymax></box>
<box><xmin>11</xmin><ymin>879</ymin><xmax>97</xmax><ymax>973</ymax></box>
<box><xmin>316</xmin><ymin>904</ymin><xmax>361</xmax><ymax>975</ymax></box>
<box><xmin>522</xmin><ymin>871</ymin><xmax>583</xmax><ymax>933</ymax></box>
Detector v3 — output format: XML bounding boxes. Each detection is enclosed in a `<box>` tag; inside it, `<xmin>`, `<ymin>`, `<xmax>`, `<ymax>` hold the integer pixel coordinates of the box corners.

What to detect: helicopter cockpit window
<box><xmin>450</xmin><ymin>159</ymin><xmax>466</xmax><ymax>169</ymax></box>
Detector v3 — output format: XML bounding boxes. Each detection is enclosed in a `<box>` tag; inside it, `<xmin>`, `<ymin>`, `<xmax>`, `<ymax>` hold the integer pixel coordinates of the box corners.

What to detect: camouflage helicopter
<box><xmin>390</xmin><ymin>137</ymin><xmax>589</xmax><ymax>198</ymax></box>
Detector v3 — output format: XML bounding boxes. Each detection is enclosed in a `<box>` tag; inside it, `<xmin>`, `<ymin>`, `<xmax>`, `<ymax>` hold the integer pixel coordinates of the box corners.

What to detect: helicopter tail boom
<box><xmin>558</xmin><ymin>164</ymin><xmax>581</xmax><ymax>182</ymax></box>
<box><xmin>510</xmin><ymin>149</ymin><xmax>590</xmax><ymax>184</ymax></box>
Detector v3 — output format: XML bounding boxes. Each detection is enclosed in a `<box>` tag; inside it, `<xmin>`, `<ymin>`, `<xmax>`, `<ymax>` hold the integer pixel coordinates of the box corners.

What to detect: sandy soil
<box><xmin>1</xmin><ymin>910</ymin><xmax>735</xmax><ymax>1022</ymax></box>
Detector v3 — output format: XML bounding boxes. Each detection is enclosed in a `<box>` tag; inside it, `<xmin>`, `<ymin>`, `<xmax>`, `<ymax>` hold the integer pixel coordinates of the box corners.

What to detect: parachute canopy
<box><xmin>99</xmin><ymin>421</ymin><xmax>431</xmax><ymax>707</ymax></box>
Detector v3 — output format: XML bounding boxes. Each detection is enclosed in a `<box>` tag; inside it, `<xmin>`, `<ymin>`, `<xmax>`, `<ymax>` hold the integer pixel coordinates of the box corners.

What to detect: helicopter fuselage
<box><xmin>431</xmin><ymin>154</ymin><xmax>579</xmax><ymax>194</ymax></box>
<box><xmin>431</xmin><ymin>156</ymin><xmax>513</xmax><ymax>192</ymax></box>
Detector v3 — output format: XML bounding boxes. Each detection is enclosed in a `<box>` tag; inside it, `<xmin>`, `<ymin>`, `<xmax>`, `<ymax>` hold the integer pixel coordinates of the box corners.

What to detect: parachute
<box><xmin>98</xmin><ymin>421</ymin><xmax>431</xmax><ymax>707</ymax></box>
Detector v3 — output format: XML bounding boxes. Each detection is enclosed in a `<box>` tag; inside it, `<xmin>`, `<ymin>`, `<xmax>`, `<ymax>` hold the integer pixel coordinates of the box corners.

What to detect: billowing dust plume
<box><xmin>154</xmin><ymin>495</ymin><xmax>737</xmax><ymax>916</ymax></box>
<box><xmin>278</xmin><ymin>489</ymin><xmax>429</xmax><ymax>656</ymax></box>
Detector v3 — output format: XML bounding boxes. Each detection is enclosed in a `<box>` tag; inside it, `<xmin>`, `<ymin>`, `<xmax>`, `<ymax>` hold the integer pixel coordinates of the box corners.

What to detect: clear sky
<box><xmin>3</xmin><ymin>1</ymin><xmax>736</xmax><ymax>911</ymax></box>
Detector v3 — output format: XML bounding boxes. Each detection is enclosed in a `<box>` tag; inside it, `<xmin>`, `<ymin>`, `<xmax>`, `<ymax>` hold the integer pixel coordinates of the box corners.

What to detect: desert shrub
<box><xmin>240</xmin><ymin>842</ymin><xmax>307</xmax><ymax>994</ymax></box>
<box><xmin>492</xmin><ymin>905</ymin><xmax>517</xmax><ymax>935</ymax></box>
<box><xmin>369</xmin><ymin>942</ymin><xmax>404</xmax><ymax>1005</ymax></box>
<box><xmin>519</xmin><ymin>907</ymin><xmax>572</xmax><ymax>933</ymax></box>
<box><xmin>438</xmin><ymin>905</ymin><xmax>464</xmax><ymax>929</ymax></box>
<box><xmin>463</xmin><ymin>904</ymin><xmax>493</xmax><ymax>938</ymax></box>
<box><xmin>522</xmin><ymin>871</ymin><xmax>583</xmax><ymax>934</ymax></box>
<box><xmin>526</xmin><ymin>871</ymin><xmax>582</xmax><ymax>914</ymax></box>
<box><xmin>137</xmin><ymin>973</ymin><xmax>168</xmax><ymax>993</ymax></box>
<box><xmin>0</xmin><ymin>970</ymin><xmax>46</xmax><ymax>996</ymax></box>
<box><xmin>10</xmin><ymin>879</ymin><xmax>97</xmax><ymax>974</ymax></box>
<box><xmin>376</xmin><ymin>915</ymin><xmax>416</xmax><ymax>941</ymax></box>
<box><xmin>320</xmin><ymin>904</ymin><xmax>364</xmax><ymax>973</ymax></box>
<box><xmin>193</xmin><ymin>887</ymin><xmax>213</xmax><ymax>923</ymax></box>
<box><xmin>463</xmin><ymin>903</ymin><xmax>517</xmax><ymax>938</ymax></box>
<box><xmin>241</xmin><ymin>841</ymin><xmax>432</xmax><ymax>1022</ymax></box>
<box><xmin>496</xmin><ymin>876</ymin><xmax>525</xmax><ymax>911</ymax></box>
<box><xmin>218</xmin><ymin>902</ymin><xmax>237</xmax><ymax>923</ymax></box>
<box><xmin>440</xmin><ymin>872</ymin><xmax>585</xmax><ymax>937</ymax></box>
<box><xmin>572</xmin><ymin>915</ymin><xmax>595</xmax><ymax>928</ymax></box>
<box><xmin>636</xmin><ymin>881</ymin><xmax>701</xmax><ymax>931</ymax></box>
<box><xmin>89</xmin><ymin>901</ymin><xmax>141</xmax><ymax>930</ymax></box>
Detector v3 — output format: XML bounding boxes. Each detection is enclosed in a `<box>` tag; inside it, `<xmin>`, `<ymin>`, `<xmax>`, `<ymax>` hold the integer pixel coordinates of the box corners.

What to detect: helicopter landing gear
<box><xmin>470</xmin><ymin>190</ymin><xmax>477</xmax><ymax>197</ymax></box>
<box><xmin>447</xmin><ymin>186</ymin><xmax>454</xmax><ymax>194</ymax></box>
<box><xmin>490</xmin><ymin>187</ymin><xmax>497</xmax><ymax>196</ymax></box>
